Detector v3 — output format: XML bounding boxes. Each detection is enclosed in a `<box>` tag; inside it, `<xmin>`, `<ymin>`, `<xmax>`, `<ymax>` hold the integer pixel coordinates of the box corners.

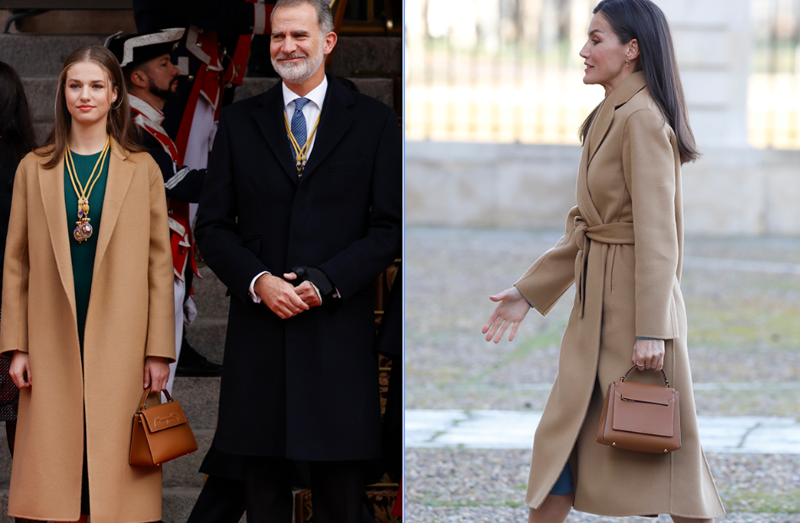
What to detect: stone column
<box><xmin>654</xmin><ymin>0</ymin><xmax>768</xmax><ymax>235</ymax></box>
<box><xmin>654</xmin><ymin>0</ymin><xmax>750</xmax><ymax>149</ymax></box>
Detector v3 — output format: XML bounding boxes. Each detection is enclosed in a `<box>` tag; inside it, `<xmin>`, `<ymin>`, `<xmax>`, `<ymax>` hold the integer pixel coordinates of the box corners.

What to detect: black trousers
<box><xmin>243</xmin><ymin>457</ymin><xmax>365</xmax><ymax>523</ymax></box>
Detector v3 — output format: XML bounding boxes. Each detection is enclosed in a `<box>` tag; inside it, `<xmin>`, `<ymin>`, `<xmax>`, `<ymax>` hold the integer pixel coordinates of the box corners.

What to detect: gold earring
<box><xmin>626</xmin><ymin>57</ymin><xmax>631</xmax><ymax>67</ymax></box>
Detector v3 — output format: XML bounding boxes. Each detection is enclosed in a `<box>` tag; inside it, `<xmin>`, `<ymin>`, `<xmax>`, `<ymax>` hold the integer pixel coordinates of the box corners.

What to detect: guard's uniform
<box><xmin>130</xmin><ymin>93</ymin><xmax>204</xmax><ymax>395</ymax></box>
<box><xmin>133</xmin><ymin>0</ymin><xmax>273</xmax><ymax>170</ymax></box>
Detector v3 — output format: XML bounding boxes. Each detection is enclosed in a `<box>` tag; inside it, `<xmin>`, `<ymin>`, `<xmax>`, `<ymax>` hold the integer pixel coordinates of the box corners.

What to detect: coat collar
<box><xmin>38</xmin><ymin>138</ymin><xmax>134</xmax><ymax>320</ymax></box>
<box><xmin>253</xmin><ymin>74</ymin><xmax>355</xmax><ymax>185</ymax></box>
<box><xmin>587</xmin><ymin>71</ymin><xmax>647</xmax><ymax>165</ymax></box>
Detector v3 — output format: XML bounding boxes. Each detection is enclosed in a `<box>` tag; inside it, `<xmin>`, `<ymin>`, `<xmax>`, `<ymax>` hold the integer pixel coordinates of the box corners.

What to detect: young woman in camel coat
<box><xmin>483</xmin><ymin>1</ymin><xmax>724</xmax><ymax>521</ymax></box>
<box><xmin>0</xmin><ymin>45</ymin><xmax>175</xmax><ymax>522</ymax></box>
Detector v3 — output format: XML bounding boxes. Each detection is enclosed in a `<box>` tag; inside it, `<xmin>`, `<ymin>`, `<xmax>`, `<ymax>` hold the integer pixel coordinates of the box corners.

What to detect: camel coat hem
<box><xmin>0</xmin><ymin>140</ymin><xmax>175</xmax><ymax>522</ymax></box>
<box><xmin>515</xmin><ymin>72</ymin><xmax>724</xmax><ymax>518</ymax></box>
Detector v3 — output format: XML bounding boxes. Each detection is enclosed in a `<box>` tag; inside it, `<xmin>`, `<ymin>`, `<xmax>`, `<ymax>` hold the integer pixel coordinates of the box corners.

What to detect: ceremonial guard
<box><xmin>133</xmin><ymin>0</ymin><xmax>274</xmax><ymax>171</ymax></box>
<box><xmin>106</xmin><ymin>30</ymin><xmax>211</xmax><ymax>394</ymax></box>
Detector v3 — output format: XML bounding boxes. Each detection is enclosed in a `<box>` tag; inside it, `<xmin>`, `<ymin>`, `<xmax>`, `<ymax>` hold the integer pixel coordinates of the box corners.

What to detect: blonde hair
<box><xmin>38</xmin><ymin>44</ymin><xmax>143</xmax><ymax>169</ymax></box>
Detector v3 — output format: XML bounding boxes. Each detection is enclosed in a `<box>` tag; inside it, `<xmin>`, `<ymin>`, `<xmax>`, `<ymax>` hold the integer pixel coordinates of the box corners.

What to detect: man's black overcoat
<box><xmin>195</xmin><ymin>76</ymin><xmax>402</xmax><ymax>461</ymax></box>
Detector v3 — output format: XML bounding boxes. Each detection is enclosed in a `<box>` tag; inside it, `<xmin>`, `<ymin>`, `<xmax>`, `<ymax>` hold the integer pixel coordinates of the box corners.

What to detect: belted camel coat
<box><xmin>0</xmin><ymin>140</ymin><xmax>175</xmax><ymax>522</ymax></box>
<box><xmin>515</xmin><ymin>72</ymin><xmax>724</xmax><ymax>518</ymax></box>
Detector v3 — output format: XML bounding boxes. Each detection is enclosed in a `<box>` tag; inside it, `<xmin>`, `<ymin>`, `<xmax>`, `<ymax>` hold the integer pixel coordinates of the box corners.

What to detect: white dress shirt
<box><xmin>248</xmin><ymin>77</ymin><xmax>329</xmax><ymax>304</ymax></box>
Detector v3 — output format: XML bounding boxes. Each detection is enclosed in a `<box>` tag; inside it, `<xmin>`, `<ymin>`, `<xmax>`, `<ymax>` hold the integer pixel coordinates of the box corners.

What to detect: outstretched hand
<box><xmin>482</xmin><ymin>286</ymin><xmax>531</xmax><ymax>343</ymax></box>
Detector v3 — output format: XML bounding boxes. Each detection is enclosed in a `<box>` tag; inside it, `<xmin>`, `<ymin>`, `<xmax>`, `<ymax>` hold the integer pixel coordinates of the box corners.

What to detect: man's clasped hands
<box><xmin>254</xmin><ymin>272</ymin><xmax>322</xmax><ymax>319</ymax></box>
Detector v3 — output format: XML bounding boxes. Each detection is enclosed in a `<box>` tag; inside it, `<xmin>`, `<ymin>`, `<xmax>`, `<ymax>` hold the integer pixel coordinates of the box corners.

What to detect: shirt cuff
<box><xmin>249</xmin><ymin>271</ymin><xmax>270</xmax><ymax>303</ymax></box>
<box><xmin>310</xmin><ymin>282</ymin><xmax>322</xmax><ymax>303</ymax></box>
<box><xmin>636</xmin><ymin>337</ymin><xmax>660</xmax><ymax>340</ymax></box>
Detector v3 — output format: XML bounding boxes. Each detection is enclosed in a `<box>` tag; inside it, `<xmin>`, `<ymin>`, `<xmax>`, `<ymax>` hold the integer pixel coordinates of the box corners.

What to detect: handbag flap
<box><xmin>611</xmin><ymin>381</ymin><xmax>676</xmax><ymax>437</ymax></box>
<box><xmin>140</xmin><ymin>401</ymin><xmax>188</xmax><ymax>433</ymax></box>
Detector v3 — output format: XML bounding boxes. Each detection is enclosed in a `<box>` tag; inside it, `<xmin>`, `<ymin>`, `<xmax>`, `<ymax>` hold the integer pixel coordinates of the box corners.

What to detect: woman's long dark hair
<box><xmin>580</xmin><ymin>0</ymin><xmax>699</xmax><ymax>164</ymax></box>
<box><xmin>38</xmin><ymin>45</ymin><xmax>143</xmax><ymax>169</ymax></box>
<box><xmin>0</xmin><ymin>61</ymin><xmax>37</xmax><ymax>163</ymax></box>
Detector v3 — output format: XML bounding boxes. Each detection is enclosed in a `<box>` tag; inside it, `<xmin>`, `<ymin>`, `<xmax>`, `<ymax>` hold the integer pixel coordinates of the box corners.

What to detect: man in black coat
<box><xmin>193</xmin><ymin>0</ymin><xmax>401</xmax><ymax>520</ymax></box>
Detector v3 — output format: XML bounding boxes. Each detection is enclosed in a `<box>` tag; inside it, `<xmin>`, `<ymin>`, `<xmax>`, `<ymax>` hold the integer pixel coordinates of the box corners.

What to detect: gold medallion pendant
<box><xmin>73</xmin><ymin>219</ymin><xmax>93</xmax><ymax>243</ymax></box>
<box><xmin>284</xmin><ymin>111</ymin><xmax>321</xmax><ymax>179</ymax></box>
<box><xmin>66</xmin><ymin>138</ymin><xmax>109</xmax><ymax>244</ymax></box>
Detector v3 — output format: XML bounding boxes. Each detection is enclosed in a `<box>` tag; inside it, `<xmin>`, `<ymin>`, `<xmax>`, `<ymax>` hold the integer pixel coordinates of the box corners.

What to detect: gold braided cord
<box><xmin>284</xmin><ymin>111</ymin><xmax>321</xmax><ymax>166</ymax></box>
<box><xmin>65</xmin><ymin>135</ymin><xmax>110</xmax><ymax>204</ymax></box>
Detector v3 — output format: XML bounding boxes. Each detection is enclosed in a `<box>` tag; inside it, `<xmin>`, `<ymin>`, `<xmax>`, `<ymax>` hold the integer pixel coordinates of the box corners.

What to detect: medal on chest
<box><xmin>66</xmin><ymin>136</ymin><xmax>110</xmax><ymax>244</ymax></box>
<box><xmin>284</xmin><ymin>111</ymin><xmax>321</xmax><ymax>179</ymax></box>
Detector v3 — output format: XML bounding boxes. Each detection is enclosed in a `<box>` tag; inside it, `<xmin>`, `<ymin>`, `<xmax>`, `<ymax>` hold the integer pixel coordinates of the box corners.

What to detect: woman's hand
<box><xmin>9</xmin><ymin>351</ymin><xmax>31</xmax><ymax>388</ymax></box>
<box><xmin>144</xmin><ymin>356</ymin><xmax>170</xmax><ymax>393</ymax></box>
<box><xmin>482</xmin><ymin>287</ymin><xmax>531</xmax><ymax>343</ymax></box>
<box><xmin>632</xmin><ymin>339</ymin><xmax>665</xmax><ymax>372</ymax></box>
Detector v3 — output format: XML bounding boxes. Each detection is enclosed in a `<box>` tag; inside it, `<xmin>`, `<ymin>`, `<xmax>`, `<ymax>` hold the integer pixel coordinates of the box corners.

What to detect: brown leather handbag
<box><xmin>129</xmin><ymin>388</ymin><xmax>198</xmax><ymax>466</ymax></box>
<box><xmin>596</xmin><ymin>365</ymin><xmax>681</xmax><ymax>454</ymax></box>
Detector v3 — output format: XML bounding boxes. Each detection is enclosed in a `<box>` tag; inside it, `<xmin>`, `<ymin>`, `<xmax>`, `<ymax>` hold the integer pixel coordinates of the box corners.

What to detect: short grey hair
<box><xmin>271</xmin><ymin>0</ymin><xmax>335</xmax><ymax>35</ymax></box>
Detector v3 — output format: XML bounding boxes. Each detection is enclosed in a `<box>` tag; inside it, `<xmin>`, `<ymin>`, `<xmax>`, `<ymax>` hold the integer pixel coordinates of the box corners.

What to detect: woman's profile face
<box><xmin>63</xmin><ymin>61</ymin><xmax>118</xmax><ymax>128</ymax></box>
<box><xmin>579</xmin><ymin>12</ymin><xmax>636</xmax><ymax>91</ymax></box>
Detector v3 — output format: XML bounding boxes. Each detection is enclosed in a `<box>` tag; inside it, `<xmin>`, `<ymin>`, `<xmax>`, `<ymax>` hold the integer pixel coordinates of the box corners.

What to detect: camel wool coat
<box><xmin>515</xmin><ymin>72</ymin><xmax>724</xmax><ymax>518</ymax></box>
<box><xmin>0</xmin><ymin>140</ymin><xmax>175</xmax><ymax>522</ymax></box>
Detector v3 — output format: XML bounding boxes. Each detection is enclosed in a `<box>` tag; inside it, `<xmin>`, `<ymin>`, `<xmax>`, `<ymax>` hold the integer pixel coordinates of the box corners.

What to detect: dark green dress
<box><xmin>64</xmin><ymin>150</ymin><xmax>108</xmax><ymax>351</ymax></box>
<box><xmin>64</xmin><ymin>149</ymin><xmax>108</xmax><ymax>516</ymax></box>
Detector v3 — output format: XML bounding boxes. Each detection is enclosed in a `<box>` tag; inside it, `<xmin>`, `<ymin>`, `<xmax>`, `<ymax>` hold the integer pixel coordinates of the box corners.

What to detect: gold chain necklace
<box><xmin>284</xmin><ymin>111</ymin><xmax>321</xmax><ymax>178</ymax></box>
<box><xmin>65</xmin><ymin>136</ymin><xmax>110</xmax><ymax>243</ymax></box>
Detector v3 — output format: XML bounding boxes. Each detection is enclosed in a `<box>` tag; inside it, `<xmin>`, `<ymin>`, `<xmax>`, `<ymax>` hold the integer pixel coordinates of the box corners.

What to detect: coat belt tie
<box><xmin>574</xmin><ymin>217</ymin><xmax>635</xmax><ymax>318</ymax></box>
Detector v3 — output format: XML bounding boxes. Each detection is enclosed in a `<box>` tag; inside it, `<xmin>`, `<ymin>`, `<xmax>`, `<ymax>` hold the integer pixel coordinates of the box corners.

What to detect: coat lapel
<box><xmin>93</xmin><ymin>140</ymin><xmax>133</xmax><ymax>279</ymax></box>
<box><xmin>39</xmin><ymin>154</ymin><xmax>77</xmax><ymax>318</ymax></box>
<box><xmin>301</xmin><ymin>77</ymin><xmax>355</xmax><ymax>181</ymax></box>
<box><xmin>576</xmin><ymin>136</ymin><xmax>603</xmax><ymax>226</ymax></box>
<box><xmin>253</xmin><ymin>85</ymin><xmax>299</xmax><ymax>185</ymax></box>
<box><xmin>587</xmin><ymin>71</ymin><xmax>648</xmax><ymax>166</ymax></box>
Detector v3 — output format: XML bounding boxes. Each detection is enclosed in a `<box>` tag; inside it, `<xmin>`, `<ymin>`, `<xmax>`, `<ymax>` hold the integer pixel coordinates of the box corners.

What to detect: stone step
<box><xmin>0</xmin><ymin>486</ymin><xmax>247</xmax><ymax>523</ymax></box>
<box><xmin>163</xmin><ymin>486</ymin><xmax>247</xmax><ymax>523</ymax></box>
<box><xmin>172</xmin><ymin>377</ymin><xmax>221</xmax><ymax>431</ymax></box>
<box><xmin>0</xmin><ymin>424</ymin><xmax>214</xmax><ymax>489</ymax></box>
<box><xmin>0</xmin><ymin>34</ymin><xmax>401</xmax><ymax>79</ymax></box>
<box><xmin>23</xmin><ymin>75</ymin><xmax>395</xmax><ymax>144</ymax></box>
<box><xmin>185</xmin><ymin>317</ymin><xmax>227</xmax><ymax>366</ymax></box>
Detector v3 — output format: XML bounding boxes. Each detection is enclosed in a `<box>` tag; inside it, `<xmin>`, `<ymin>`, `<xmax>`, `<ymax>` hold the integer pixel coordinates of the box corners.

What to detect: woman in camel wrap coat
<box><xmin>0</xmin><ymin>45</ymin><xmax>175</xmax><ymax>522</ymax></box>
<box><xmin>484</xmin><ymin>1</ymin><xmax>724</xmax><ymax>521</ymax></box>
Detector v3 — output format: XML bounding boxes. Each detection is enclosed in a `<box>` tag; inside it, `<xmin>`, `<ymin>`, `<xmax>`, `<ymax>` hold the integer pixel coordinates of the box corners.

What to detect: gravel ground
<box><xmin>406</xmin><ymin>228</ymin><xmax>800</xmax><ymax>417</ymax></box>
<box><xmin>406</xmin><ymin>449</ymin><xmax>800</xmax><ymax>522</ymax></box>
<box><xmin>405</xmin><ymin>228</ymin><xmax>800</xmax><ymax>521</ymax></box>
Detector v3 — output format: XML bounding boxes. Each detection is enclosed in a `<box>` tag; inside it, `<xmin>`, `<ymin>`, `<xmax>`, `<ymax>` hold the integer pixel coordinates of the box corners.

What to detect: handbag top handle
<box><xmin>619</xmin><ymin>365</ymin><xmax>670</xmax><ymax>388</ymax></box>
<box><xmin>137</xmin><ymin>387</ymin><xmax>174</xmax><ymax>412</ymax></box>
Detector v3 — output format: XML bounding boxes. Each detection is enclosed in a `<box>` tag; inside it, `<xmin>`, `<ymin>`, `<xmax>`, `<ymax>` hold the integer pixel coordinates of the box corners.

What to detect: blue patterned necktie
<box><xmin>291</xmin><ymin>97</ymin><xmax>310</xmax><ymax>165</ymax></box>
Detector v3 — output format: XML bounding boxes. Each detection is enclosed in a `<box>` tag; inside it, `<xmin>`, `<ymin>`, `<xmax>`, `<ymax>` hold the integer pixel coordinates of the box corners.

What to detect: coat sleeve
<box><xmin>143</xmin><ymin>133</ymin><xmax>207</xmax><ymax>203</ymax></box>
<box><xmin>0</xmin><ymin>160</ymin><xmax>29</xmax><ymax>355</ymax></box>
<box><xmin>195</xmin><ymin>110</ymin><xmax>272</xmax><ymax>302</ymax></box>
<box><xmin>514</xmin><ymin>205</ymin><xmax>580</xmax><ymax>316</ymax></box>
<box><xmin>622</xmin><ymin>108</ymin><xmax>680</xmax><ymax>340</ymax></box>
<box><xmin>317</xmin><ymin>108</ymin><xmax>402</xmax><ymax>301</ymax></box>
<box><xmin>145</xmin><ymin>160</ymin><xmax>177</xmax><ymax>362</ymax></box>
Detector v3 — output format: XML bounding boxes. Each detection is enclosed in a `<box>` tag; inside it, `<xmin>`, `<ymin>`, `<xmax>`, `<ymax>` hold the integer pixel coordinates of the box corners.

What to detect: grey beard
<box><xmin>271</xmin><ymin>47</ymin><xmax>325</xmax><ymax>84</ymax></box>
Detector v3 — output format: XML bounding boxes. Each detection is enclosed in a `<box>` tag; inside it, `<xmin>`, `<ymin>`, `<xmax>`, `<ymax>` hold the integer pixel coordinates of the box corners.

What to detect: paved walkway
<box><xmin>407</xmin><ymin>409</ymin><xmax>800</xmax><ymax>453</ymax></box>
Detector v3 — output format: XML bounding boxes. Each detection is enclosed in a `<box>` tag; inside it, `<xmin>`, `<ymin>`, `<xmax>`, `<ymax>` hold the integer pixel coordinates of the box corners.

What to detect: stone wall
<box><xmin>406</xmin><ymin>141</ymin><xmax>800</xmax><ymax>236</ymax></box>
<box><xmin>405</xmin><ymin>0</ymin><xmax>800</xmax><ymax>236</ymax></box>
